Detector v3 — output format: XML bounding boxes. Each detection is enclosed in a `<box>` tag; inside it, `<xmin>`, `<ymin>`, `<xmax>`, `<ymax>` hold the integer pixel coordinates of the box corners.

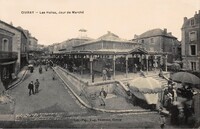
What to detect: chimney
<box><xmin>195</xmin><ymin>11</ymin><xmax>198</xmax><ymax>17</ymax></box>
<box><xmin>107</xmin><ymin>31</ymin><xmax>111</xmax><ymax>34</ymax></box>
<box><xmin>163</xmin><ymin>28</ymin><xmax>167</xmax><ymax>34</ymax></box>
<box><xmin>168</xmin><ymin>32</ymin><xmax>172</xmax><ymax>35</ymax></box>
<box><xmin>10</xmin><ymin>22</ymin><xmax>13</xmax><ymax>26</ymax></box>
<box><xmin>184</xmin><ymin>17</ymin><xmax>187</xmax><ymax>23</ymax></box>
<box><xmin>134</xmin><ymin>34</ymin><xmax>139</xmax><ymax>39</ymax></box>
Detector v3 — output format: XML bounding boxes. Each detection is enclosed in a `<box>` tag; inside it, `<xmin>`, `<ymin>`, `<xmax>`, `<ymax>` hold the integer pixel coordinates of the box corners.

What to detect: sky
<box><xmin>0</xmin><ymin>0</ymin><xmax>199</xmax><ymax>45</ymax></box>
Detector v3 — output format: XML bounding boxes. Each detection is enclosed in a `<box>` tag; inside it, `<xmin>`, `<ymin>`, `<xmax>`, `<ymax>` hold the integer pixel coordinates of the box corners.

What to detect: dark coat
<box><xmin>28</xmin><ymin>83</ymin><xmax>34</xmax><ymax>89</ymax></box>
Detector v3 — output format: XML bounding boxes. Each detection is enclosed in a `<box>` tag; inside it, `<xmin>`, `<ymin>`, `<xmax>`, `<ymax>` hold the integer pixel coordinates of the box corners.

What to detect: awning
<box><xmin>0</xmin><ymin>61</ymin><xmax>16</xmax><ymax>65</ymax></box>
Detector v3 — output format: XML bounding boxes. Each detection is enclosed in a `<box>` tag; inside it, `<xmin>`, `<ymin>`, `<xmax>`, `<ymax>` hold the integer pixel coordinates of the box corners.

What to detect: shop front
<box><xmin>0</xmin><ymin>61</ymin><xmax>16</xmax><ymax>90</ymax></box>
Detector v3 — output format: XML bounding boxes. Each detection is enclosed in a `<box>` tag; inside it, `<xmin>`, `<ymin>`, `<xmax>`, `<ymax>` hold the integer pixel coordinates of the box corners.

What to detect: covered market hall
<box><xmin>51</xmin><ymin>31</ymin><xmax>168</xmax><ymax>82</ymax></box>
<box><xmin>52</xmin><ymin>48</ymin><xmax>168</xmax><ymax>82</ymax></box>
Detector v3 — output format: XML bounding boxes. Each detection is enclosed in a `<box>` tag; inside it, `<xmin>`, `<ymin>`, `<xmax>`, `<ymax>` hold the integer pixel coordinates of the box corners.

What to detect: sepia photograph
<box><xmin>0</xmin><ymin>0</ymin><xmax>200</xmax><ymax>128</ymax></box>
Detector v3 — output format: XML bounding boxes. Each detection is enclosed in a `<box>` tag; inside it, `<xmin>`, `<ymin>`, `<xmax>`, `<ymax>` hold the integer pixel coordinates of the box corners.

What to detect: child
<box><xmin>160</xmin><ymin>114</ymin><xmax>166</xmax><ymax>129</ymax></box>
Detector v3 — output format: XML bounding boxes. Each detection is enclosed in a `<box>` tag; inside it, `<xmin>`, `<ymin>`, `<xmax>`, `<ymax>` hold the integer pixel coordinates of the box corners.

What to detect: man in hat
<box><xmin>159</xmin><ymin>106</ymin><xmax>169</xmax><ymax>128</ymax></box>
<box><xmin>159</xmin><ymin>112</ymin><xmax>166</xmax><ymax>129</ymax></box>
<box><xmin>28</xmin><ymin>81</ymin><xmax>34</xmax><ymax>96</ymax></box>
<box><xmin>34</xmin><ymin>79</ymin><xmax>40</xmax><ymax>93</ymax></box>
<box><xmin>102</xmin><ymin>68</ymin><xmax>107</xmax><ymax>81</ymax></box>
<box><xmin>99</xmin><ymin>87</ymin><xmax>107</xmax><ymax>106</ymax></box>
<box><xmin>166</xmin><ymin>93</ymin><xmax>173</xmax><ymax>110</ymax></box>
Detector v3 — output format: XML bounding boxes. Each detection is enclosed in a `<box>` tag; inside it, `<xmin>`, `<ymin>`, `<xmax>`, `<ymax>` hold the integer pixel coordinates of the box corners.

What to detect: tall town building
<box><xmin>29</xmin><ymin>36</ymin><xmax>38</xmax><ymax>51</ymax></box>
<box><xmin>132</xmin><ymin>28</ymin><xmax>181</xmax><ymax>63</ymax></box>
<box><xmin>0</xmin><ymin>20</ymin><xmax>28</xmax><ymax>90</ymax></box>
<box><xmin>181</xmin><ymin>11</ymin><xmax>200</xmax><ymax>71</ymax></box>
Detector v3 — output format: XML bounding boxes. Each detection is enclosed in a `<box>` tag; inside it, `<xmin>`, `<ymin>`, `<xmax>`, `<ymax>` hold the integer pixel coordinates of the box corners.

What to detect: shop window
<box><xmin>2</xmin><ymin>38</ymin><xmax>9</xmax><ymax>51</ymax></box>
<box><xmin>190</xmin><ymin>45</ymin><xmax>196</xmax><ymax>56</ymax></box>
<box><xmin>190</xmin><ymin>62</ymin><xmax>197</xmax><ymax>71</ymax></box>
<box><xmin>189</xmin><ymin>31</ymin><xmax>197</xmax><ymax>41</ymax></box>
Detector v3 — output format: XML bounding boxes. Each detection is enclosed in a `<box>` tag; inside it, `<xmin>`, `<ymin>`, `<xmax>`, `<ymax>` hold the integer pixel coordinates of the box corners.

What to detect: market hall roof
<box><xmin>54</xmin><ymin>47</ymin><xmax>168</xmax><ymax>55</ymax></box>
<box><xmin>74</xmin><ymin>31</ymin><xmax>138</xmax><ymax>47</ymax></box>
<box><xmin>133</xmin><ymin>28</ymin><xmax>177</xmax><ymax>39</ymax></box>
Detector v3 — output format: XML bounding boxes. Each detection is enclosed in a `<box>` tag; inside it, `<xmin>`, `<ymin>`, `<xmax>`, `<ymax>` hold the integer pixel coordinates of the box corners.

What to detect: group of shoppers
<box><xmin>161</xmin><ymin>80</ymin><xmax>195</xmax><ymax>127</ymax></box>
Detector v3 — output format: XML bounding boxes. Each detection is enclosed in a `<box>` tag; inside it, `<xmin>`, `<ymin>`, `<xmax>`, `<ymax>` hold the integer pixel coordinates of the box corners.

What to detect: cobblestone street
<box><xmin>9</xmin><ymin>66</ymin><xmax>87</xmax><ymax>114</ymax></box>
<box><xmin>0</xmin><ymin>65</ymin><xmax>164</xmax><ymax>128</ymax></box>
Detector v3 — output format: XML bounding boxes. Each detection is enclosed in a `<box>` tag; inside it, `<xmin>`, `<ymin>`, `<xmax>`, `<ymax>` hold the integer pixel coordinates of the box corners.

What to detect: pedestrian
<box><xmin>107</xmin><ymin>68</ymin><xmax>111</xmax><ymax>80</ymax></box>
<box><xmin>39</xmin><ymin>66</ymin><xmax>42</xmax><ymax>74</ymax></box>
<box><xmin>52</xmin><ymin>72</ymin><xmax>55</xmax><ymax>80</ymax></box>
<box><xmin>167</xmin><ymin>93</ymin><xmax>173</xmax><ymax>109</ymax></box>
<box><xmin>134</xmin><ymin>64</ymin><xmax>138</xmax><ymax>73</ymax></box>
<box><xmin>172</xmin><ymin>84</ymin><xmax>177</xmax><ymax>102</ymax></box>
<box><xmin>99</xmin><ymin>87</ymin><xmax>107</xmax><ymax>106</ymax></box>
<box><xmin>154</xmin><ymin>61</ymin><xmax>158</xmax><ymax>72</ymax></box>
<box><xmin>28</xmin><ymin>81</ymin><xmax>34</xmax><ymax>96</ymax></box>
<box><xmin>170</xmin><ymin>103</ymin><xmax>180</xmax><ymax>125</ymax></box>
<box><xmin>45</xmin><ymin>65</ymin><xmax>48</xmax><ymax>71</ymax></box>
<box><xmin>92</xmin><ymin>72</ymin><xmax>95</xmax><ymax>83</ymax></box>
<box><xmin>102</xmin><ymin>68</ymin><xmax>107</xmax><ymax>81</ymax></box>
<box><xmin>34</xmin><ymin>79</ymin><xmax>40</xmax><ymax>93</ymax></box>
<box><xmin>159</xmin><ymin>112</ymin><xmax>166</xmax><ymax>129</ymax></box>
<box><xmin>159</xmin><ymin>68</ymin><xmax>164</xmax><ymax>78</ymax></box>
<box><xmin>140</xmin><ymin>69</ymin><xmax>145</xmax><ymax>77</ymax></box>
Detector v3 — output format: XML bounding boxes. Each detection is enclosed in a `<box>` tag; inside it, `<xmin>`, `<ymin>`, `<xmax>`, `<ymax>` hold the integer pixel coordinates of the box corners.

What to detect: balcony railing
<box><xmin>0</xmin><ymin>51</ymin><xmax>18</xmax><ymax>60</ymax></box>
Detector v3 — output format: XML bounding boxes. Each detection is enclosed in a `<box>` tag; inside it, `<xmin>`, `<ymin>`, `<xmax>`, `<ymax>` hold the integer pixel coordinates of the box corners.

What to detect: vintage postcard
<box><xmin>0</xmin><ymin>0</ymin><xmax>200</xmax><ymax>128</ymax></box>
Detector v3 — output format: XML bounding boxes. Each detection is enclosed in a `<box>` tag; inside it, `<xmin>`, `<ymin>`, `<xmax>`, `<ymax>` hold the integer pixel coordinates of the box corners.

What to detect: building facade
<box><xmin>181</xmin><ymin>11</ymin><xmax>200</xmax><ymax>71</ymax></box>
<box><xmin>0</xmin><ymin>20</ymin><xmax>28</xmax><ymax>91</ymax></box>
<box><xmin>132</xmin><ymin>28</ymin><xmax>181</xmax><ymax>63</ymax></box>
<box><xmin>29</xmin><ymin>36</ymin><xmax>38</xmax><ymax>51</ymax></box>
<box><xmin>60</xmin><ymin>37</ymin><xmax>93</xmax><ymax>51</ymax></box>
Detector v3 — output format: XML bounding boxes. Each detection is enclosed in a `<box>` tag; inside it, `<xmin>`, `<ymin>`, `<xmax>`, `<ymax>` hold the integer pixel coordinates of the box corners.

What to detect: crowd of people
<box><xmin>160</xmin><ymin>80</ymin><xmax>195</xmax><ymax>127</ymax></box>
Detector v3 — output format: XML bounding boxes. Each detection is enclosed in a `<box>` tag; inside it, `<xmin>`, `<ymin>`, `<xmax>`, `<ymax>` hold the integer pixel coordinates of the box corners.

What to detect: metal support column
<box><xmin>146</xmin><ymin>55</ymin><xmax>149</xmax><ymax>74</ymax></box>
<box><xmin>125</xmin><ymin>55</ymin><xmax>128</xmax><ymax>78</ymax></box>
<box><xmin>113</xmin><ymin>55</ymin><xmax>116</xmax><ymax>80</ymax></box>
<box><xmin>90</xmin><ymin>55</ymin><xmax>93</xmax><ymax>82</ymax></box>
<box><xmin>165</xmin><ymin>55</ymin><xmax>168</xmax><ymax>72</ymax></box>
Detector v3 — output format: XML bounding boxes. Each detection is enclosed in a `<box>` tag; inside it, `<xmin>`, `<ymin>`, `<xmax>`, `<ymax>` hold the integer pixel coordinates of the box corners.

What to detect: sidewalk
<box><xmin>0</xmin><ymin>66</ymin><xmax>28</xmax><ymax>114</ymax></box>
<box><xmin>8</xmin><ymin>66</ymin><xmax>28</xmax><ymax>90</ymax></box>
